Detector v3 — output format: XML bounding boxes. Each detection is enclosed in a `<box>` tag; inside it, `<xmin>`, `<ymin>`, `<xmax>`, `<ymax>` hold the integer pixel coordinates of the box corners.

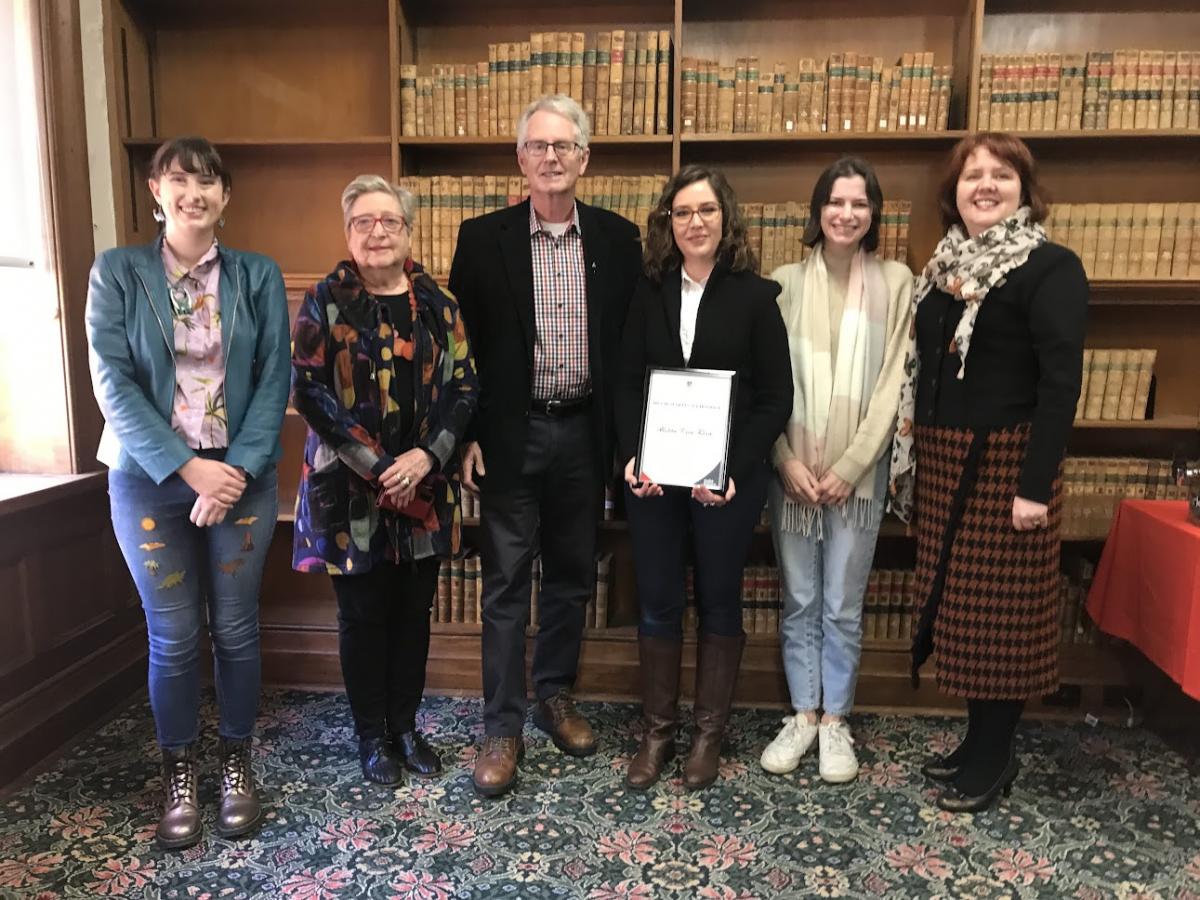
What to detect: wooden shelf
<box><xmin>123</xmin><ymin>136</ymin><xmax>391</xmax><ymax>149</ymax></box>
<box><xmin>397</xmin><ymin>134</ymin><xmax>672</xmax><ymax>147</ymax></box>
<box><xmin>1073</xmin><ymin>415</ymin><xmax>1198</xmax><ymax>431</ymax></box>
<box><xmin>680</xmin><ymin>130</ymin><xmax>967</xmax><ymax>146</ymax></box>
<box><xmin>1088</xmin><ymin>281</ymin><xmax>1200</xmax><ymax>306</ymax></box>
<box><xmin>1011</xmin><ymin>129</ymin><xmax>1200</xmax><ymax>143</ymax></box>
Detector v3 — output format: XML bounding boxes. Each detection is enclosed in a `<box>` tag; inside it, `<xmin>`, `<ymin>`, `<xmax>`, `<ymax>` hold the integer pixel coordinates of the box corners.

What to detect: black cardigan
<box><xmin>915</xmin><ymin>241</ymin><xmax>1088</xmax><ymax>502</ymax></box>
<box><xmin>615</xmin><ymin>263</ymin><xmax>793</xmax><ymax>487</ymax></box>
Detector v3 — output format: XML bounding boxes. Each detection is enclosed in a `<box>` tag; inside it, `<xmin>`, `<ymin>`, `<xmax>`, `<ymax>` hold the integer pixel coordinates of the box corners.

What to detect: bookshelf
<box><xmin>100</xmin><ymin>0</ymin><xmax>1199</xmax><ymax>717</ymax></box>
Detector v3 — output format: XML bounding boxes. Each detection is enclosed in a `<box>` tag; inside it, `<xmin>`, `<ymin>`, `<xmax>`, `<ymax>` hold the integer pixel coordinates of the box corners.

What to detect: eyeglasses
<box><xmin>670</xmin><ymin>204</ymin><xmax>722</xmax><ymax>224</ymax></box>
<box><xmin>349</xmin><ymin>214</ymin><xmax>407</xmax><ymax>235</ymax></box>
<box><xmin>522</xmin><ymin>139</ymin><xmax>583</xmax><ymax>158</ymax></box>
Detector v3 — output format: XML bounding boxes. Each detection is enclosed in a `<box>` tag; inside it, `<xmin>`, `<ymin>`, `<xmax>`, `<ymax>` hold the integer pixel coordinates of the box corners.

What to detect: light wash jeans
<box><xmin>109</xmin><ymin>458</ymin><xmax>277</xmax><ymax>748</ymax></box>
<box><xmin>768</xmin><ymin>460</ymin><xmax>886</xmax><ymax>716</ymax></box>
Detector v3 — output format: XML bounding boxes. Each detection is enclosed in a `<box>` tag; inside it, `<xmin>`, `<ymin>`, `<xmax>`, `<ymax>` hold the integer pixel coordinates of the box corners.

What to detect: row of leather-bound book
<box><xmin>681</xmin><ymin>51</ymin><xmax>952</xmax><ymax>135</ymax></box>
<box><xmin>400</xmin><ymin>29</ymin><xmax>672</xmax><ymax>138</ymax></box>
<box><xmin>978</xmin><ymin>49</ymin><xmax>1200</xmax><ymax>132</ymax></box>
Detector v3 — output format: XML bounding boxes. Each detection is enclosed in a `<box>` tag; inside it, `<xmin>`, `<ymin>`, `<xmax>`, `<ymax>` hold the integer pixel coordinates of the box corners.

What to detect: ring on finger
<box><xmin>400</xmin><ymin>475</ymin><xmax>412</xmax><ymax>488</ymax></box>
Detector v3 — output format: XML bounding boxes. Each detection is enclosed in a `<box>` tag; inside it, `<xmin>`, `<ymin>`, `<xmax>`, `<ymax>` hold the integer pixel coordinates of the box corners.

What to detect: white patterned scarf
<box><xmin>888</xmin><ymin>207</ymin><xmax>1046</xmax><ymax>522</ymax></box>
<box><xmin>778</xmin><ymin>246</ymin><xmax>890</xmax><ymax>537</ymax></box>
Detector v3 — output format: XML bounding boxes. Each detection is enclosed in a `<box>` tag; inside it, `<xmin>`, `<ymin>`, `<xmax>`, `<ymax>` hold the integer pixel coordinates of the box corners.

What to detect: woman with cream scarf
<box><xmin>760</xmin><ymin>157</ymin><xmax>913</xmax><ymax>783</ymax></box>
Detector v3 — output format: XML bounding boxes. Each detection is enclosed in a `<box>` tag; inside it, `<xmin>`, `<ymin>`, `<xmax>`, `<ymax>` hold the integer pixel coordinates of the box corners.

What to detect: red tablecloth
<box><xmin>1086</xmin><ymin>500</ymin><xmax>1200</xmax><ymax>700</ymax></box>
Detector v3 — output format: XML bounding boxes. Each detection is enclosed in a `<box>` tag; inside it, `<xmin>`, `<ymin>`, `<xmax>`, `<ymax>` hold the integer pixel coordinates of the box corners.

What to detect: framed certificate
<box><xmin>635</xmin><ymin>367</ymin><xmax>737</xmax><ymax>491</ymax></box>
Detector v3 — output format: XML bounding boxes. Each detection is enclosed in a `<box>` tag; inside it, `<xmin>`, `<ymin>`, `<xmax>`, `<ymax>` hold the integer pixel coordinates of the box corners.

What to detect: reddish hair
<box><xmin>937</xmin><ymin>132</ymin><xmax>1049</xmax><ymax>232</ymax></box>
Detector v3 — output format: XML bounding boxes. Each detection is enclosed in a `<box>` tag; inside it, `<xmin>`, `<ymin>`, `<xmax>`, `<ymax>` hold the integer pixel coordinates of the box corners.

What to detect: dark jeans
<box><xmin>330</xmin><ymin>556</ymin><xmax>441</xmax><ymax>739</ymax></box>
<box><xmin>478</xmin><ymin>410</ymin><xmax>601</xmax><ymax>736</ymax></box>
<box><xmin>109</xmin><ymin>462</ymin><xmax>277</xmax><ymax>748</ymax></box>
<box><xmin>625</xmin><ymin>462</ymin><xmax>769</xmax><ymax>639</ymax></box>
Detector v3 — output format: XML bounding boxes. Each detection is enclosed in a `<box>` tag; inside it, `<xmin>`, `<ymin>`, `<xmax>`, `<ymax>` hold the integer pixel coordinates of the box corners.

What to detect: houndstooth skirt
<box><xmin>911</xmin><ymin>423</ymin><xmax>1062</xmax><ymax>699</ymax></box>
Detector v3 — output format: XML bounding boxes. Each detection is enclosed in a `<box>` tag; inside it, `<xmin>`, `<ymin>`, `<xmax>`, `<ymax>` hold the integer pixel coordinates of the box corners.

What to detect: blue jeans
<box><xmin>768</xmin><ymin>461</ymin><xmax>885</xmax><ymax>716</ymax></box>
<box><xmin>109</xmin><ymin>461</ymin><xmax>277</xmax><ymax>748</ymax></box>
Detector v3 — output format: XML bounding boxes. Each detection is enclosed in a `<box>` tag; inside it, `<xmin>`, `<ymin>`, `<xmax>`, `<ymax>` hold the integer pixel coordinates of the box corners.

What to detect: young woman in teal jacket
<box><xmin>85</xmin><ymin>137</ymin><xmax>290</xmax><ymax>849</ymax></box>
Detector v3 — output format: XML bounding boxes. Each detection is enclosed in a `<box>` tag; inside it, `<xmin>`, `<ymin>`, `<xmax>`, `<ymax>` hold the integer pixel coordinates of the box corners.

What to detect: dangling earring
<box><xmin>218</xmin><ymin>217</ymin><xmax>225</xmax><ymax>229</ymax></box>
<box><xmin>153</xmin><ymin>205</ymin><xmax>165</xmax><ymax>224</ymax></box>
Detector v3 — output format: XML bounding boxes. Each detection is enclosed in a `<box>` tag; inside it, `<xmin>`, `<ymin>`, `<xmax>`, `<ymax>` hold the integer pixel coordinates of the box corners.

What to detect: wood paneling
<box><xmin>152</xmin><ymin>5</ymin><xmax>390</xmax><ymax>140</ymax></box>
<box><xmin>0</xmin><ymin>476</ymin><xmax>145</xmax><ymax>789</ymax></box>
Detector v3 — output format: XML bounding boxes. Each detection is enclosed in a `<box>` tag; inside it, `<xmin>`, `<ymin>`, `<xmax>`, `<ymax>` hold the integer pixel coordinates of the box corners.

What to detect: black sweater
<box><xmin>915</xmin><ymin>242</ymin><xmax>1088</xmax><ymax>503</ymax></box>
<box><xmin>615</xmin><ymin>263</ymin><xmax>793</xmax><ymax>487</ymax></box>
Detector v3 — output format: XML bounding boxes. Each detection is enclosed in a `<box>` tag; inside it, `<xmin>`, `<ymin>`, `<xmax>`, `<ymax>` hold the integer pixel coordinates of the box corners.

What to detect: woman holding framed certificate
<box><xmin>758</xmin><ymin>157</ymin><xmax>914</xmax><ymax>785</ymax></box>
<box><xmin>616</xmin><ymin>165</ymin><xmax>792</xmax><ymax>791</ymax></box>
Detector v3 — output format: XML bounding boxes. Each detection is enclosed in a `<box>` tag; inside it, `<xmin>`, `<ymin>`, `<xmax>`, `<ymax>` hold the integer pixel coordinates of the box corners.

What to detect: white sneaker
<box><xmin>818</xmin><ymin>720</ymin><xmax>859</xmax><ymax>783</ymax></box>
<box><xmin>760</xmin><ymin>714</ymin><xmax>819</xmax><ymax>774</ymax></box>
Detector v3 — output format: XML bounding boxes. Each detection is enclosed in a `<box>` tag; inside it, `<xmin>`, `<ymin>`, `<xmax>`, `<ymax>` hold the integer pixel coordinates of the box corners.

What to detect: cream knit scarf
<box><xmin>778</xmin><ymin>246</ymin><xmax>890</xmax><ymax>537</ymax></box>
<box><xmin>888</xmin><ymin>207</ymin><xmax>1046</xmax><ymax>522</ymax></box>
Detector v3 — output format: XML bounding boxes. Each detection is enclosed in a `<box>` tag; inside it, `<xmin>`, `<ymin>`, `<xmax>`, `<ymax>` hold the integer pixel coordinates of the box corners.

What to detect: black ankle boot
<box><xmin>359</xmin><ymin>737</ymin><xmax>404</xmax><ymax>785</ymax></box>
<box><xmin>392</xmin><ymin>731</ymin><xmax>442</xmax><ymax>777</ymax></box>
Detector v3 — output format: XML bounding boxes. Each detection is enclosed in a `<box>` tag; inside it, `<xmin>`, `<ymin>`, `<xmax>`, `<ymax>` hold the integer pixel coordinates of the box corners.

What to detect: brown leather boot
<box><xmin>626</xmin><ymin>635</ymin><xmax>682</xmax><ymax>790</ymax></box>
<box><xmin>216</xmin><ymin>737</ymin><xmax>262</xmax><ymax>839</ymax></box>
<box><xmin>157</xmin><ymin>745</ymin><xmax>201</xmax><ymax>849</ymax></box>
<box><xmin>473</xmin><ymin>736</ymin><xmax>525</xmax><ymax>798</ymax></box>
<box><xmin>683</xmin><ymin>632</ymin><xmax>745</xmax><ymax>791</ymax></box>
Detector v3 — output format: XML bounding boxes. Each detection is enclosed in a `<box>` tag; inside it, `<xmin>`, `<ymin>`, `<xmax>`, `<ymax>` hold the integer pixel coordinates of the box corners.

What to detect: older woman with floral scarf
<box><xmin>291</xmin><ymin>175</ymin><xmax>478</xmax><ymax>786</ymax></box>
<box><xmin>890</xmin><ymin>133</ymin><xmax>1087</xmax><ymax>812</ymax></box>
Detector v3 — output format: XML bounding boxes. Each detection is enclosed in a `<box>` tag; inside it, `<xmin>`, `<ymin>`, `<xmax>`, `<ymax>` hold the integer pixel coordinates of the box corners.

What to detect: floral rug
<box><xmin>1</xmin><ymin>690</ymin><xmax>1198</xmax><ymax>899</ymax></box>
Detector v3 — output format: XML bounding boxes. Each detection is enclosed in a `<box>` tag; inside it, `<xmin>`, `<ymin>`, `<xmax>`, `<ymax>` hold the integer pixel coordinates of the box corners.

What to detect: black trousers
<box><xmin>478</xmin><ymin>410</ymin><xmax>601</xmax><ymax>737</ymax></box>
<box><xmin>330</xmin><ymin>556</ymin><xmax>441</xmax><ymax>740</ymax></box>
<box><xmin>624</xmin><ymin>462</ymin><xmax>769</xmax><ymax>639</ymax></box>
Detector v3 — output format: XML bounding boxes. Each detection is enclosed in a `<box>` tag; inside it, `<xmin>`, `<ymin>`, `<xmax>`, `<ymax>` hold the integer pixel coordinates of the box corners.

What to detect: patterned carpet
<box><xmin>1</xmin><ymin>689</ymin><xmax>1198</xmax><ymax>899</ymax></box>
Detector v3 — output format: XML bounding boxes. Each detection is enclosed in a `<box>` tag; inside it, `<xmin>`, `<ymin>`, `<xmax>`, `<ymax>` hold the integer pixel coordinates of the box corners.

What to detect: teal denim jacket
<box><xmin>85</xmin><ymin>238</ymin><xmax>291</xmax><ymax>483</ymax></box>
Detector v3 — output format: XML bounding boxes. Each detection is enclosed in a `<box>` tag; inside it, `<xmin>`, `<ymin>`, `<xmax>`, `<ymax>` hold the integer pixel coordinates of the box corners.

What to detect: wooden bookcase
<box><xmin>101</xmin><ymin>0</ymin><xmax>1200</xmax><ymax>716</ymax></box>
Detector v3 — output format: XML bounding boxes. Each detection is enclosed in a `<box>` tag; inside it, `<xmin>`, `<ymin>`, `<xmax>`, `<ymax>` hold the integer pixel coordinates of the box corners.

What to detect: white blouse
<box><xmin>679</xmin><ymin>268</ymin><xmax>707</xmax><ymax>364</ymax></box>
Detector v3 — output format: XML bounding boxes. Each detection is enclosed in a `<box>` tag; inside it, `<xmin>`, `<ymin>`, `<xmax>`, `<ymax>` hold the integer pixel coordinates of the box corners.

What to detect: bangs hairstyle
<box><xmin>802</xmin><ymin>156</ymin><xmax>883</xmax><ymax>253</ymax></box>
<box><xmin>643</xmin><ymin>164</ymin><xmax>756</xmax><ymax>282</ymax></box>
<box><xmin>150</xmin><ymin>137</ymin><xmax>231</xmax><ymax>192</ymax></box>
<box><xmin>938</xmin><ymin>132</ymin><xmax>1049</xmax><ymax>232</ymax></box>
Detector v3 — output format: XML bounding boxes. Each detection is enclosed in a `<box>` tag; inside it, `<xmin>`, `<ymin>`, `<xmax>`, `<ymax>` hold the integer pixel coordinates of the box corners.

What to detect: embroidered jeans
<box><xmin>768</xmin><ymin>460</ymin><xmax>886</xmax><ymax>716</ymax></box>
<box><xmin>109</xmin><ymin>460</ymin><xmax>276</xmax><ymax>747</ymax></box>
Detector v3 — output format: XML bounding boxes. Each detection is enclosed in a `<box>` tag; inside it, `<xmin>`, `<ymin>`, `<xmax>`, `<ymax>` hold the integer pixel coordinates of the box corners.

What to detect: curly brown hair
<box><xmin>643</xmin><ymin>165</ymin><xmax>757</xmax><ymax>281</ymax></box>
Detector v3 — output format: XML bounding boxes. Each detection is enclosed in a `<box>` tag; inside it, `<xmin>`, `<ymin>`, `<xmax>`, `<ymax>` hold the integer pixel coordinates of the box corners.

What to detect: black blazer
<box><xmin>615</xmin><ymin>263</ymin><xmax>794</xmax><ymax>487</ymax></box>
<box><xmin>448</xmin><ymin>199</ymin><xmax>643</xmax><ymax>490</ymax></box>
<box><xmin>915</xmin><ymin>241</ymin><xmax>1088</xmax><ymax>502</ymax></box>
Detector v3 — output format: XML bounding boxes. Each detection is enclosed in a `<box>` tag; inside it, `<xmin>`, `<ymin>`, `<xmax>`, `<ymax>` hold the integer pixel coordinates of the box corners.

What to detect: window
<box><xmin>0</xmin><ymin>0</ymin><xmax>73</xmax><ymax>473</ymax></box>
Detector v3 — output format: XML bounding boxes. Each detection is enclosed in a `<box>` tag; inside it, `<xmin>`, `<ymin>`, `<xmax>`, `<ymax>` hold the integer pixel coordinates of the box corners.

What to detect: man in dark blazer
<box><xmin>448</xmin><ymin>94</ymin><xmax>643</xmax><ymax>798</ymax></box>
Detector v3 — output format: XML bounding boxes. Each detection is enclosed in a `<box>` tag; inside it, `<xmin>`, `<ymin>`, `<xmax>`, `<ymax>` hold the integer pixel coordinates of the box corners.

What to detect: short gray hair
<box><xmin>340</xmin><ymin>175</ymin><xmax>415</xmax><ymax>229</ymax></box>
<box><xmin>516</xmin><ymin>94</ymin><xmax>590</xmax><ymax>151</ymax></box>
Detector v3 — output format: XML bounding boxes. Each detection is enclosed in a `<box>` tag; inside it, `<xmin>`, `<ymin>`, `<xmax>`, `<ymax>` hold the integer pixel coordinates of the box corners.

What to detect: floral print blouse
<box><xmin>163</xmin><ymin>240</ymin><xmax>227</xmax><ymax>448</ymax></box>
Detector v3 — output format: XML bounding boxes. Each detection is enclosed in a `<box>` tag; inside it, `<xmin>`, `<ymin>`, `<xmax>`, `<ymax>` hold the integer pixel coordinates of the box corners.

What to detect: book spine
<box><xmin>571</xmin><ymin>32</ymin><xmax>585</xmax><ymax>107</ymax></box>
<box><xmin>717</xmin><ymin>65</ymin><xmax>736</xmax><ymax>133</ymax></box>
<box><xmin>400</xmin><ymin>65</ymin><xmax>417</xmax><ymax>136</ymax></box>
<box><xmin>608</xmin><ymin>29</ymin><xmax>625</xmax><ymax>136</ymax></box>
<box><xmin>681</xmin><ymin>57</ymin><xmax>698</xmax><ymax>134</ymax></box>
<box><xmin>771</xmin><ymin>62</ymin><xmax>787</xmax><ymax>133</ymax></box>
<box><xmin>582</xmin><ymin>34</ymin><xmax>597</xmax><ymax>128</ymax></box>
<box><xmin>454</xmin><ymin>64</ymin><xmax>468</xmax><ymax>136</ymax></box>
<box><xmin>656</xmin><ymin>30</ymin><xmax>671</xmax><ymax>135</ymax></box>
<box><xmin>977</xmin><ymin>54</ymin><xmax>993</xmax><ymax>130</ymax></box>
<box><xmin>1172</xmin><ymin>202</ymin><xmax>1195</xmax><ymax>278</ymax></box>
<box><xmin>595</xmin><ymin>32</ymin><xmax>611</xmax><ymax>136</ymax></box>
<box><xmin>630</xmin><ymin>31</ymin><xmax>646</xmax><ymax>135</ymax></box>
<box><xmin>1076</xmin><ymin>348</ymin><xmax>1092</xmax><ymax>420</ymax></box>
<box><xmin>620</xmin><ymin>31</ymin><xmax>637</xmax><ymax>134</ymax></box>
<box><xmin>1132</xmin><ymin>349</ymin><xmax>1157</xmax><ymax>420</ymax></box>
<box><xmin>640</xmin><ymin>30</ymin><xmax>657</xmax><ymax>135</ymax></box>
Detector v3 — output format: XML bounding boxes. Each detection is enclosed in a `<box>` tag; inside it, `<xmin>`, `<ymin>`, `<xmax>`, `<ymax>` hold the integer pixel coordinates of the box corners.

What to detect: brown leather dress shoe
<box><xmin>473</xmin><ymin>735</ymin><xmax>524</xmax><ymax>798</ymax></box>
<box><xmin>533</xmin><ymin>691</ymin><xmax>597</xmax><ymax>757</ymax></box>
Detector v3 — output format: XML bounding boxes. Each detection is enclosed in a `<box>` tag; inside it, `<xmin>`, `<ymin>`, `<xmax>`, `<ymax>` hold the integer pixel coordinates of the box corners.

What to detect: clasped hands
<box><xmin>778</xmin><ymin>459</ymin><xmax>853</xmax><ymax>506</ymax></box>
<box><xmin>623</xmin><ymin>457</ymin><xmax>737</xmax><ymax>507</ymax></box>
<box><xmin>178</xmin><ymin>457</ymin><xmax>246</xmax><ymax>527</ymax></box>
<box><xmin>379</xmin><ymin>448</ymin><xmax>436</xmax><ymax>505</ymax></box>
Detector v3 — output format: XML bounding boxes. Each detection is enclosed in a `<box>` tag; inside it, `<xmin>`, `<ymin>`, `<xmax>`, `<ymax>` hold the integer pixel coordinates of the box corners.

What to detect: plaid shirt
<box><xmin>529</xmin><ymin>202</ymin><xmax>589</xmax><ymax>400</ymax></box>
